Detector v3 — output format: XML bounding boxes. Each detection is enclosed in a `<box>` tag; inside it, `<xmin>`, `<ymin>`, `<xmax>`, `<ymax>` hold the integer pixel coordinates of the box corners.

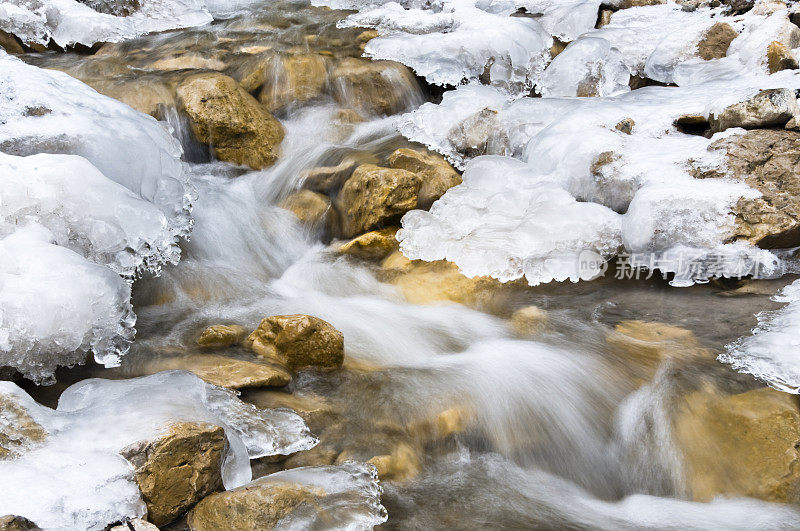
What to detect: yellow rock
<box><xmin>338</xmin><ymin>228</ymin><xmax>399</xmax><ymax>260</ymax></box>
<box><xmin>187</xmin><ymin>480</ymin><xmax>325</xmax><ymax>531</ymax></box>
<box><xmin>767</xmin><ymin>40</ymin><xmax>799</xmax><ymax>74</ymax></box>
<box><xmin>330</xmin><ymin>58</ymin><xmax>417</xmax><ymax>116</ymax></box>
<box><xmin>197</xmin><ymin>324</ymin><xmax>248</xmax><ymax>348</ymax></box>
<box><xmin>697</xmin><ymin>22</ymin><xmax>738</xmax><ymax>61</ymax></box>
<box><xmin>280</xmin><ymin>189</ymin><xmax>333</xmax><ymax>229</ymax></box>
<box><xmin>673</xmin><ymin>386</ymin><xmax>800</xmax><ymax>504</ymax></box>
<box><xmin>121</xmin><ymin>422</ymin><xmax>226</xmax><ymax>527</ymax></box>
<box><xmin>388</xmin><ymin>148</ymin><xmax>461</xmax><ymax>209</ymax></box>
<box><xmin>509</xmin><ymin>306</ymin><xmax>549</xmax><ymax>337</ymax></box>
<box><xmin>336</xmin><ymin>164</ymin><xmax>421</xmax><ymax>237</ymax></box>
<box><xmin>258</xmin><ymin>54</ymin><xmax>331</xmax><ymax>113</ymax></box>
<box><xmin>146</xmin><ymin>54</ymin><xmax>227</xmax><ymax>71</ymax></box>
<box><xmin>144</xmin><ymin>354</ymin><xmax>291</xmax><ymax>390</ymax></box>
<box><xmin>176</xmin><ymin>72</ymin><xmax>285</xmax><ymax>169</ymax></box>
<box><xmin>367</xmin><ymin>442</ymin><xmax>421</xmax><ymax>482</ymax></box>
<box><xmin>246</xmin><ymin>314</ymin><xmax>344</xmax><ymax>371</ymax></box>
<box><xmin>0</xmin><ymin>393</ymin><xmax>46</xmax><ymax>459</ymax></box>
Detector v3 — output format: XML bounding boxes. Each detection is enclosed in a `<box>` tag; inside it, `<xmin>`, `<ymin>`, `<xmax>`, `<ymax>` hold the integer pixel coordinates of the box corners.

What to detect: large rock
<box><xmin>702</xmin><ymin>129</ymin><xmax>800</xmax><ymax>248</ymax></box>
<box><xmin>673</xmin><ymin>386</ymin><xmax>800</xmax><ymax>503</ymax></box>
<box><xmin>447</xmin><ymin>108</ymin><xmax>509</xmax><ymax>160</ymax></box>
<box><xmin>336</xmin><ymin>164</ymin><xmax>421</xmax><ymax>238</ymax></box>
<box><xmin>697</xmin><ymin>22</ymin><xmax>738</xmax><ymax>60</ymax></box>
<box><xmin>0</xmin><ymin>516</ymin><xmax>40</xmax><ymax>531</ymax></box>
<box><xmin>330</xmin><ymin>58</ymin><xmax>417</xmax><ymax>116</ymax></box>
<box><xmin>280</xmin><ymin>190</ymin><xmax>334</xmax><ymax>230</ymax></box>
<box><xmin>120</xmin><ymin>422</ymin><xmax>227</xmax><ymax>526</ymax></box>
<box><xmin>767</xmin><ymin>41</ymin><xmax>799</xmax><ymax>74</ymax></box>
<box><xmin>388</xmin><ymin>148</ymin><xmax>462</xmax><ymax>209</ymax></box>
<box><xmin>176</xmin><ymin>72</ymin><xmax>285</xmax><ymax>169</ymax></box>
<box><xmin>186</xmin><ymin>480</ymin><xmax>323</xmax><ymax>531</ymax></box>
<box><xmin>245</xmin><ymin>315</ymin><xmax>344</xmax><ymax>371</ymax></box>
<box><xmin>338</xmin><ymin>228</ymin><xmax>399</xmax><ymax>260</ymax></box>
<box><xmin>709</xmin><ymin>88</ymin><xmax>798</xmax><ymax>133</ymax></box>
<box><xmin>143</xmin><ymin>354</ymin><xmax>291</xmax><ymax>390</ymax></box>
<box><xmin>0</xmin><ymin>393</ymin><xmax>45</xmax><ymax>459</ymax></box>
<box><xmin>259</xmin><ymin>54</ymin><xmax>330</xmax><ymax>113</ymax></box>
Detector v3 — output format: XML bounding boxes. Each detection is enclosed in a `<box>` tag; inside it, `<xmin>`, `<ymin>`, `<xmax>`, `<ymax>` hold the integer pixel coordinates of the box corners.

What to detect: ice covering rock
<box><xmin>0</xmin><ymin>53</ymin><xmax>193</xmax><ymax>382</ymax></box>
<box><xmin>0</xmin><ymin>371</ymin><xmax>317</xmax><ymax>530</ymax></box>
<box><xmin>397</xmin><ymin>68</ymin><xmax>800</xmax><ymax>286</ymax></box>
<box><xmin>540</xmin><ymin>36</ymin><xmax>630</xmax><ymax>98</ymax></box>
<box><xmin>720</xmin><ymin>279</ymin><xmax>800</xmax><ymax>393</ymax></box>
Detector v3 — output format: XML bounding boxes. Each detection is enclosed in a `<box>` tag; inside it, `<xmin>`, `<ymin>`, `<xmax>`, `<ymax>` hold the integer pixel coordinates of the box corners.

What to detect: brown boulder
<box><xmin>176</xmin><ymin>72</ymin><xmax>285</xmax><ymax>169</ymax></box>
<box><xmin>120</xmin><ymin>422</ymin><xmax>227</xmax><ymax>526</ymax></box>
<box><xmin>388</xmin><ymin>148</ymin><xmax>462</xmax><ymax>209</ymax></box>
<box><xmin>336</xmin><ymin>164</ymin><xmax>421</xmax><ymax>238</ymax></box>
<box><xmin>186</xmin><ymin>480</ymin><xmax>323</xmax><ymax>531</ymax></box>
<box><xmin>259</xmin><ymin>54</ymin><xmax>330</xmax><ymax>113</ymax></box>
<box><xmin>246</xmin><ymin>315</ymin><xmax>344</xmax><ymax>371</ymax></box>
<box><xmin>767</xmin><ymin>41</ymin><xmax>799</xmax><ymax>74</ymax></box>
<box><xmin>0</xmin><ymin>30</ymin><xmax>24</xmax><ymax>54</ymax></box>
<box><xmin>143</xmin><ymin>354</ymin><xmax>291</xmax><ymax>390</ymax></box>
<box><xmin>709</xmin><ymin>88</ymin><xmax>798</xmax><ymax>133</ymax></box>
<box><xmin>702</xmin><ymin>129</ymin><xmax>800</xmax><ymax>248</ymax></box>
<box><xmin>673</xmin><ymin>386</ymin><xmax>800</xmax><ymax>503</ymax></box>
<box><xmin>331</xmin><ymin>58</ymin><xmax>417</xmax><ymax>116</ymax></box>
<box><xmin>338</xmin><ymin>228</ymin><xmax>399</xmax><ymax>260</ymax></box>
<box><xmin>697</xmin><ymin>22</ymin><xmax>738</xmax><ymax>60</ymax></box>
<box><xmin>509</xmin><ymin>306</ymin><xmax>549</xmax><ymax>337</ymax></box>
<box><xmin>280</xmin><ymin>190</ymin><xmax>334</xmax><ymax>230</ymax></box>
<box><xmin>0</xmin><ymin>515</ymin><xmax>40</xmax><ymax>531</ymax></box>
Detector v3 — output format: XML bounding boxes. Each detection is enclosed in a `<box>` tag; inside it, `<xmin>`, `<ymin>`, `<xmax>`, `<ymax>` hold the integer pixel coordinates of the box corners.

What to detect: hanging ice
<box><xmin>0</xmin><ymin>371</ymin><xmax>317</xmax><ymax>530</ymax></box>
<box><xmin>0</xmin><ymin>53</ymin><xmax>193</xmax><ymax>382</ymax></box>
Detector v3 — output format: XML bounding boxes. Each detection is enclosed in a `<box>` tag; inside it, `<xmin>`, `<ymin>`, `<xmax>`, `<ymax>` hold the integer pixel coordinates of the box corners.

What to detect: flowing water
<box><xmin>6</xmin><ymin>0</ymin><xmax>800</xmax><ymax>528</ymax></box>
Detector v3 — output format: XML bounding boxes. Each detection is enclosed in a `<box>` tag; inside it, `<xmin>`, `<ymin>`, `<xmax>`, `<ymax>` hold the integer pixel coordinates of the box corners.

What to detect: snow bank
<box><xmin>0</xmin><ymin>54</ymin><xmax>193</xmax><ymax>382</ymax></box>
<box><xmin>0</xmin><ymin>371</ymin><xmax>317</xmax><ymax>530</ymax></box>
<box><xmin>720</xmin><ymin>279</ymin><xmax>800</xmax><ymax>393</ymax></box>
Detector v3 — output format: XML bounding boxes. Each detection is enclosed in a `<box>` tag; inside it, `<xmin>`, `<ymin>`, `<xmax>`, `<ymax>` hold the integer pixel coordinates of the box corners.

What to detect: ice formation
<box><xmin>719</xmin><ymin>279</ymin><xmax>800</xmax><ymax>393</ymax></box>
<box><xmin>236</xmin><ymin>464</ymin><xmax>388</xmax><ymax>530</ymax></box>
<box><xmin>0</xmin><ymin>53</ymin><xmax>193</xmax><ymax>382</ymax></box>
<box><xmin>389</xmin><ymin>0</ymin><xmax>800</xmax><ymax>287</ymax></box>
<box><xmin>0</xmin><ymin>371</ymin><xmax>317</xmax><ymax>530</ymax></box>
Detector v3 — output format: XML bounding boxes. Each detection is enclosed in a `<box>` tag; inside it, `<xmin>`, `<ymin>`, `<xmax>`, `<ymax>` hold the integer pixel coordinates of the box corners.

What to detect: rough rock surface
<box><xmin>673</xmin><ymin>387</ymin><xmax>800</xmax><ymax>503</ymax></box>
<box><xmin>120</xmin><ymin>422</ymin><xmax>227</xmax><ymax>527</ymax></box>
<box><xmin>697</xmin><ymin>22</ymin><xmax>738</xmax><ymax>60</ymax></box>
<box><xmin>701</xmin><ymin>129</ymin><xmax>800</xmax><ymax>248</ymax></box>
<box><xmin>186</xmin><ymin>480</ymin><xmax>323</xmax><ymax>531</ymax></box>
<box><xmin>709</xmin><ymin>88</ymin><xmax>798</xmax><ymax>133</ymax></box>
<box><xmin>246</xmin><ymin>315</ymin><xmax>344</xmax><ymax>371</ymax></box>
<box><xmin>144</xmin><ymin>354</ymin><xmax>291</xmax><ymax>389</ymax></box>
<box><xmin>331</xmin><ymin>58</ymin><xmax>416</xmax><ymax>116</ymax></box>
<box><xmin>388</xmin><ymin>148</ymin><xmax>461</xmax><ymax>209</ymax></box>
<box><xmin>0</xmin><ymin>393</ymin><xmax>45</xmax><ymax>459</ymax></box>
<box><xmin>338</xmin><ymin>228</ymin><xmax>399</xmax><ymax>260</ymax></box>
<box><xmin>108</xmin><ymin>519</ymin><xmax>158</xmax><ymax>531</ymax></box>
<box><xmin>767</xmin><ymin>41</ymin><xmax>799</xmax><ymax>74</ymax></box>
<box><xmin>300</xmin><ymin>157</ymin><xmax>362</xmax><ymax>194</ymax></box>
<box><xmin>197</xmin><ymin>324</ymin><xmax>248</xmax><ymax>349</ymax></box>
<box><xmin>0</xmin><ymin>515</ymin><xmax>40</xmax><ymax>531</ymax></box>
<box><xmin>259</xmin><ymin>54</ymin><xmax>330</xmax><ymax>113</ymax></box>
<box><xmin>280</xmin><ymin>190</ymin><xmax>333</xmax><ymax>229</ymax></box>
<box><xmin>176</xmin><ymin>72</ymin><xmax>285</xmax><ymax>169</ymax></box>
<box><xmin>336</xmin><ymin>164</ymin><xmax>421</xmax><ymax>238</ymax></box>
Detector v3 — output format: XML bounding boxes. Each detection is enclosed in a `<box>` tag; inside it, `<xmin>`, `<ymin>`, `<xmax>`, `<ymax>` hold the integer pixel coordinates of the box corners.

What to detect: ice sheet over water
<box><xmin>720</xmin><ymin>279</ymin><xmax>800</xmax><ymax>393</ymax></box>
<box><xmin>0</xmin><ymin>54</ymin><xmax>193</xmax><ymax>381</ymax></box>
<box><xmin>0</xmin><ymin>371</ymin><xmax>317</xmax><ymax>530</ymax></box>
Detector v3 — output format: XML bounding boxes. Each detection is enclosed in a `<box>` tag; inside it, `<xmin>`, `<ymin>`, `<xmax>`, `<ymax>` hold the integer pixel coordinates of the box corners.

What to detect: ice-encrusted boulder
<box><xmin>186</xmin><ymin>463</ymin><xmax>387</xmax><ymax>530</ymax></box>
<box><xmin>0</xmin><ymin>371</ymin><xmax>317</xmax><ymax>530</ymax></box>
<box><xmin>0</xmin><ymin>53</ymin><xmax>193</xmax><ymax>382</ymax></box>
<box><xmin>539</xmin><ymin>36</ymin><xmax>630</xmax><ymax>97</ymax></box>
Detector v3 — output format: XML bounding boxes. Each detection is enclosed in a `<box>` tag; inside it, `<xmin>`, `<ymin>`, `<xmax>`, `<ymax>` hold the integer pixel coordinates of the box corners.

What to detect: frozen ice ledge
<box><xmin>0</xmin><ymin>52</ymin><xmax>193</xmax><ymax>382</ymax></box>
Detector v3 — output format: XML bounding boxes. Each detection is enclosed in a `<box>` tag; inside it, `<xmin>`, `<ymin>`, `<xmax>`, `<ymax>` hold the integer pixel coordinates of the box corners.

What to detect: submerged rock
<box><xmin>331</xmin><ymin>58</ymin><xmax>417</xmax><ymax>116</ymax></box>
<box><xmin>246</xmin><ymin>315</ymin><xmax>344</xmax><ymax>371</ymax></box>
<box><xmin>367</xmin><ymin>443</ymin><xmax>421</xmax><ymax>483</ymax></box>
<box><xmin>338</xmin><ymin>228</ymin><xmax>399</xmax><ymax>260</ymax></box>
<box><xmin>120</xmin><ymin>422</ymin><xmax>226</xmax><ymax>527</ymax></box>
<box><xmin>510</xmin><ymin>306</ymin><xmax>549</xmax><ymax>337</ymax></box>
<box><xmin>259</xmin><ymin>54</ymin><xmax>331</xmax><ymax>113</ymax></box>
<box><xmin>701</xmin><ymin>129</ymin><xmax>800</xmax><ymax>248</ymax></box>
<box><xmin>336</xmin><ymin>164</ymin><xmax>421</xmax><ymax>238</ymax></box>
<box><xmin>388</xmin><ymin>148</ymin><xmax>462</xmax><ymax>210</ymax></box>
<box><xmin>143</xmin><ymin>355</ymin><xmax>291</xmax><ymax>390</ymax></box>
<box><xmin>709</xmin><ymin>88</ymin><xmax>798</xmax><ymax>133</ymax></box>
<box><xmin>697</xmin><ymin>22</ymin><xmax>738</xmax><ymax>60</ymax></box>
<box><xmin>280</xmin><ymin>190</ymin><xmax>334</xmax><ymax>230</ymax></box>
<box><xmin>300</xmin><ymin>157</ymin><xmax>362</xmax><ymax>194</ymax></box>
<box><xmin>197</xmin><ymin>324</ymin><xmax>248</xmax><ymax>349</ymax></box>
<box><xmin>674</xmin><ymin>386</ymin><xmax>800</xmax><ymax>503</ymax></box>
<box><xmin>176</xmin><ymin>72</ymin><xmax>285</xmax><ymax>169</ymax></box>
